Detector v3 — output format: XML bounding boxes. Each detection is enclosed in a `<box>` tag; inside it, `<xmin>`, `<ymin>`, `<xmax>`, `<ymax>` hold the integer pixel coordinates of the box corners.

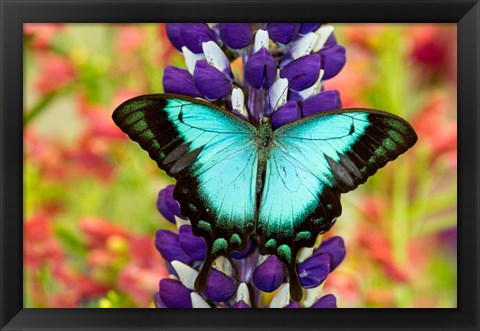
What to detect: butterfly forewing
<box><xmin>112</xmin><ymin>94</ymin><xmax>259</xmax><ymax>292</ymax></box>
<box><xmin>257</xmin><ymin>109</ymin><xmax>417</xmax><ymax>300</ymax></box>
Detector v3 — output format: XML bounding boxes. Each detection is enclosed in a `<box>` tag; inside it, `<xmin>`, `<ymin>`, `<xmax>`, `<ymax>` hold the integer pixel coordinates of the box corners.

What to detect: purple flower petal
<box><xmin>218</xmin><ymin>23</ymin><xmax>253</xmax><ymax>49</ymax></box>
<box><xmin>299</xmin><ymin>23</ymin><xmax>322</xmax><ymax>35</ymax></box>
<box><xmin>280</xmin><ymin>54</ymin><xmax>321</xmax><ymax>92</ymax></box>
<box><xmin>301</xmin><ymin>90</ymin><xmax>342</xmax><ymax>117</ymax></box>
<box><xmin>311</xmin><ymin>294</ymin><xmax>337</xmax><ymax>308</ymax></box>
<box><xmin>153</xmin><ymin>292</ymin><xmax>167</xmax><ymax>308</ymax></box>
<box><xmin>166</xmin><ymin>23</ymin><xmax>184</xmax><ymax>51</ymax></box>
<box><xmin>267</xmin><ymin>23</ymin><xmax>300</xmax><ymax>44</ymax></box>
<box><xmin>163</xmin><ymin>66</ymin><xmax>202</xmax><ymax>98</ymax></box>
<box><xmin>232</xmin><ymin>300</ymin><xmax>251</xmax><ymax>308</ymax></box>
<box><xmin>232</xmin><ymin>109</ymin><xmax>249</xmax><ymax>121</ymax></box>
<box><xmin>231</xmin><ymin>238</ymin><xmax>254</xmax><ymax>259</ymax></box>
<box><xmin>297</xmin><ymin>252</ymin><xmax>330</xmax><ymax>288</ymax></box>
<box><xmin>245</xmin><ymin>48</ymin><xmax>277</xmax><ymax>89</ymax></box>
<box><xmin>204</xmin><ymin>269</ymin><xmax>236</xmax><ymax>302</ymax></box>
<box><xmin>271</xmin><ymin>101</ymin><xmax>300</xmax><ymax>129</ymax></box>
<box><xmin>318</xmin><ymin>45</ymin><xmax>346</xmax><ymax>80</ymax></box>
<box><xmin>180</xmin><ymin>23</ymin><xmax>215</xmax><ymax>54</ymax></box>
<box><xmin>252</xmin><ymin>255</ymin><xmax>285</xmax><ymax>292</ymax></box>
<box><xmin>156</xmin><ymin>184</ymin><xmax>183</xmax><ymax>223</ymax></box>
<box><xmin>325</xmin><ymin>32</ymin><xmax>337</xmax><ymax>47</ymax></box>
<box><xmin>194</xmin><ymin>60</ymin><xmax>231</xmax><ymax>100</ymax></box>
<box><xmin>178</xmin><ymin>225</ymin><xmax>206</xmax><ymax>261</ymax></box>
<box><xmin>285</xmin><ymin>301</ymin><xmax>300</xmax><ymax>308</ymax></box>
<box><xmin>155</xmin><ymin>230</ymin><xmax>194</xmax><ymax>265</ymax></box>
<box><xmin>159</xmin><ymin>278</ymin><xmax>192</xmax><ymax>308</ymax></box>
<box><xmin>315</xmin><ymin>236</ymin><xmax>346</xmax><ymax>272</ymax></box>
<box><xmin>165</xmin><ymin>261</ymin><xmax>178</xmax><ymax>277</ymax></box>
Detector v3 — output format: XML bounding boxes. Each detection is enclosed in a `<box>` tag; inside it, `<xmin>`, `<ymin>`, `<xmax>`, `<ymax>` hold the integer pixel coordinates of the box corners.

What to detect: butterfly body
<box><xmin>113</xmin><ymin>93</ymin><xmax>417</xmax><ymax>301</ymax></box>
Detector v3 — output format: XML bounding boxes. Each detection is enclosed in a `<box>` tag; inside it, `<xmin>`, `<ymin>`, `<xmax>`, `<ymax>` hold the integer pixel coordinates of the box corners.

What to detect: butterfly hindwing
<box><xmin>257</xmin><ymin>109</ymin><xmax>417</xmax><ymax>300</ymax></box>
<box><xmin>112</xmin><ymin>94</ymin><xmax>259</xmax><ymax>291</ymax></box>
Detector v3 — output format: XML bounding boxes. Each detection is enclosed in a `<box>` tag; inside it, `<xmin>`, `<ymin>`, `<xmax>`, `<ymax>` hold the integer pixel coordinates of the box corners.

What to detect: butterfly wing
<box><xmin>257</xmin><ymin>109</ymin><xmax>417</xmax><ymax>300</ymax></box>
<box><xmin>112</xmin><ymin>94</ymin><xmax>259</xmax><ymax>291</ymax></box>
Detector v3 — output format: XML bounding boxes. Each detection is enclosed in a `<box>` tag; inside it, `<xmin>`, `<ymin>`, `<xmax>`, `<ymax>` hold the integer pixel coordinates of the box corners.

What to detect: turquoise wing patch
<box><xmin>257</xmin><ymin>109</ymin><xmax>417</xmax><ymax>300</ymax></box>
<box><xmin>112</xmin><ymin>94</ymin><xmax>258</xmax><ymax>292</ymax></box>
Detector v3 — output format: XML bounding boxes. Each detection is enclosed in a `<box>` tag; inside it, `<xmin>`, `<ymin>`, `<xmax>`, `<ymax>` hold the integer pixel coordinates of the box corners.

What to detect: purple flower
<box><xmin>280</xmin><ymin>54</ymin><xmax>322</xmax><ymax>91</ymax></box>
<box><xmin>299</xmin><ymin>23</ymin><xmax>322</xmax><ymax>35</ymax></box>
<box><xmin>233</xmin><ymin>300</ymin><xmax>251</xmax><ymax>308</ymax></box>
<box><xmin>314</xmin><ymin>236</ymin><xmax>346</xmax><ymax>271</ymax></box>
<box><xmin>157</xmin><ymin>278</ymin><xmax>193</xmax><ymax>308</ymax></box>
<box><xmin>301</xmin><ymin>90</ymin><xmax>342</xmax><ymax>117</ymax></box>
<box><xmin>204</xmin><ymin>269</ymin><xmax>236</xmax><ymax>302</ymax></box>
<box><xmin>311</xmin><ymin>294</ymin><xmax>337</xmax><ymax>308</ymax></box>
<box><xmin>180</xmin><ymin>23</ymin><xmax>215</xmax><ymax>54</ymax></box>
<box><xmin>155</xmin><ymin>229</ymin><xmax>194</xmax><ymax>265</ymax></box>
<box><xmin>318</xmin><ymin>45</ymin><xmax>346</xmax><ymax>80</ymax></box>
<box><xmin>252</xmin><ymin>255</ymin><xmax>285</xmax><ymax>292</ymax></box>
<box><xmin>297</xmin><ymin>253</ymin><xmax>330</xmax><ymax>288</ymax></box>
<box><xmin>153</xmin><ymin>23</ymin><xmax>348</xmax><ymax>308</ymax></box>
<box><xmin>194</xmin><ymin>60</ymin><xmax>232</xmax><ymax>100</ymax></box>
<box><xmin>219</xmin><ymin>23</ymin><xmax>253</xmax><ymax>49</ymax></box>
<box><xmin>178</xmin><ymin>225</ymin><xmax>207</xmax><ymax>261</ymax></box>
<box><xmin>165</xmin><ymin>24</ymin><xmax>185</xmax><ymax>51</ymax></box>
<box><xmin>163</xmin><ymin>66</ymin><xmax>202</xmax><ymax>98</ymax></box>
<box><xmin>267</xmin><ymin>23</ymin><xmax>300</xmax><ymax>44</ymax></box>
<box><xmin>245</xmin><ymin>47</ymin><xmax>277</xmax><ymax>89</ymax></box>
<box><xmin>271</xmin><ymin>101</ymin><xmax>300</xmax><ymax>129</ymax></box>
<box><xmin>156</xmin><ymin>184</ymin><xmax>184</xmax><ymax>223</ymax></box>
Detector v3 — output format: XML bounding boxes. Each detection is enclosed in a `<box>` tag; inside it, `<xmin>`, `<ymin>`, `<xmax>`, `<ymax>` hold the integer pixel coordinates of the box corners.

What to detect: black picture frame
<box><xmin>1</xmin><ymin>0</ymin><xmax>479</xmax><ymax>330</ymax></box>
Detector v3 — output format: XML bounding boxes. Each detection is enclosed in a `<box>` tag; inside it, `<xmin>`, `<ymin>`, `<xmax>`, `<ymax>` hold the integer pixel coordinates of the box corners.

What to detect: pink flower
<box><xmin>35</xmin><ymin>53</ymin><xmax>76</xmax><ymax>93</ymax></box>
<box><xmin>116</xmin><ymin>26</ymin><xmax>145</xmax><ymax>54</ymax></box>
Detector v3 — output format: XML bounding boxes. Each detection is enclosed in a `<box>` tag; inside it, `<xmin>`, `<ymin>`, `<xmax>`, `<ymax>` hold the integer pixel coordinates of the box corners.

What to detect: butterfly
<box><xmin>112</xmin><ymin>93</ymin><xmax>417</xmax><ymax>301</ymax></box>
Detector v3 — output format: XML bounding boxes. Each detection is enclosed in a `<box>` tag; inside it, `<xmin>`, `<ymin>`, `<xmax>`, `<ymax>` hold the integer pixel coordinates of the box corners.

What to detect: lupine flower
<box><xmin>155</xmin><ymin>23</ymin><xmax>348</xmax><ymax>308</ymax></box>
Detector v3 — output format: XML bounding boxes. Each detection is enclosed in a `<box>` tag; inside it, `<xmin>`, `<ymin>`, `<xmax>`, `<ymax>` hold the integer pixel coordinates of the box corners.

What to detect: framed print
<box><xmin>1</xmin><ymin>0</ymin><xmax>479</xmax><ymax>330</ymax></box>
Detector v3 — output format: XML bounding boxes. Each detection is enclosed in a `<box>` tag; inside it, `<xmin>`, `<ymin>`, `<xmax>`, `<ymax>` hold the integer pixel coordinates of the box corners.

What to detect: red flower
<box><xmin>411</xmin><ymin>91</ymin><xmax>457</xmax><ymax>167</ymax></box>
<box><xmin>24</xmin><ymin>212</ymin><xmax>64</xmax><ymax>269</ymax></box>
<box><xmin>24</xmin><ymin>23</ymin><xmax>65</xmax><ymax>50</ymax></box>
<box><xmin>79</xmin><ymin>217</ymin><xmax>129</xmax><ymax>249</ymax></box>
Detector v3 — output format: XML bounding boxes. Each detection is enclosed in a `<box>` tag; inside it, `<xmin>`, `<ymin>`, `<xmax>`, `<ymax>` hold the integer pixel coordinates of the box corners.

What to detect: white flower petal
<box><xmin>313</xmin><ymin>24</ymin><xmax>335</xmax><ymax>52</ymax></box>
<box><xmin>171</xmin><ymin>260</ymin><xmax>198</xmax><ymax>290</ymax></box>
<box><xmin>301</xmin><ymin>282</ymin><xmax>325</xmax><ymax>308</ymax></box>
<box><xmin>292</xmin><ymin>32</ymin><xmax>318</xmax><ymax>60</ymax></box>
<box><xmin>212</xmin><ymin>256</ymin><xmax>233</xmax><ymax>276</ymax></box>
<box><xmin>202</xmin><ymin>41</ymin><xmax>230</xmax><ymax>73</ymax></box>
<box><xmin>231</xmin><ymin>88</ymin><xmax>248</xmax><ymax>117</ymax></box>
<box><xmin>236</xmin><ymin>282</ymin><xmax>251</xmax><ymax>306</ymax></box>
<box><xmin>298</xmin><ymin>247</ymin><xmax>314</xmax><ymax>263</ymax></box>
<box><xmin>257</xmin><ymin>254</ymin><xmax>270</xmax><ymax>265</ymax></box>
<box><xmin>298</xmin><ymin>69</ymin><xmax>324</xmax><ymax>100</ymax></box>
<box><xmin>269</xmin><ymin>78</ymin><xmax>289</xmax><ymax>111</ymax></box>
<box><xmin>182</xmin><ymin>46</ymin><xmax>205</xmax><ymax>76</ymax></box>
<box><xmin>254</xmin><ymin>29</ymin><xmax>270</xmax><ymax>53</ymax></box>
<box><xmin>175</xmin><ymin>216</ymin><xmax>191</xmax><ymax>230</ymax></box>
<box><xmin>269</xmin><ymin>283</ymin><xmax>291</xmax><ymax>308</ymax></box>
<box><xmin>191</xmin><ymin>292</ymin><xmax>211</xmax><ymax>308</ymax></box>
<box><xmin>297</xmin><ymin>233</ymin><xmax>324</xmax><ymax>263</ymax></box>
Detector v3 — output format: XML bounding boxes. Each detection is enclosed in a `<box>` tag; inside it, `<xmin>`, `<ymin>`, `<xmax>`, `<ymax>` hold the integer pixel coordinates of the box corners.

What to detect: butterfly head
<box><xmin>260</xmin><ymin>115</ymin><xmax>270</xmax><ymax>126</ymax></box>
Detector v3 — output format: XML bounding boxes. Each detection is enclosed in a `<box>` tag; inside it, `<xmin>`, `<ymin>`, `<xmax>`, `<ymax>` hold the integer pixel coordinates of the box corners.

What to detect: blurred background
<box><xmin>23</xmin><ymin>23</ymin><xmax>457</xmax><ymax>308</ymax></box>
